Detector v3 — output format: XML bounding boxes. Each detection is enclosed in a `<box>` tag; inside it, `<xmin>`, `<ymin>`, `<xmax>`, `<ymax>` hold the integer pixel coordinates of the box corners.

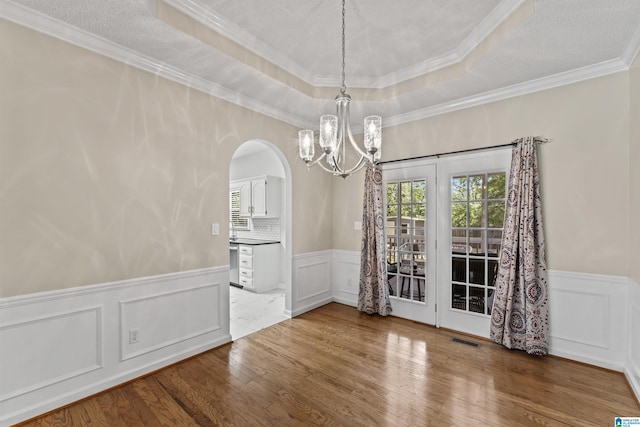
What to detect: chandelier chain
<box><xmin>340</xmin><ymin>0</ymin><xmax>346</xmax><ymax>94</ymax></box>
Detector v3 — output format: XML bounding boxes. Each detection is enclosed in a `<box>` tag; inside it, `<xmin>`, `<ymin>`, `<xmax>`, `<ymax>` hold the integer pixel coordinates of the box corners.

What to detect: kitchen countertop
<box><xmin>229</xmin><ymin>238</ymin><xmax>280</xmax><ymax>245</ymax></box>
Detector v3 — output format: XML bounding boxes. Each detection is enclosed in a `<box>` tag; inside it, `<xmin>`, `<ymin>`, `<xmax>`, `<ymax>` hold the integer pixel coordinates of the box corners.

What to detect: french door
<box><xmin>382</xmin><ymin>148</ymin><xmax>510</xmax><ymax>336</ymax></box>
<box><xmin>437</xmin><ymin>149</ymin><xmax>511</xmax><ymax>337</ymax></box>
<box><xmin>383</xmin><ymin>162</ymin><xmax>436</xmax><ymax>325</ymax></box>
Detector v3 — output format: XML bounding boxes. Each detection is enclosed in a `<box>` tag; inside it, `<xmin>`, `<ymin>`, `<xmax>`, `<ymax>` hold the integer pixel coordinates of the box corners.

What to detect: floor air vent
<box><xmin>451</xmin><ymin>337</ymin><xmax>480</xmax><ymax>348</ymax></box>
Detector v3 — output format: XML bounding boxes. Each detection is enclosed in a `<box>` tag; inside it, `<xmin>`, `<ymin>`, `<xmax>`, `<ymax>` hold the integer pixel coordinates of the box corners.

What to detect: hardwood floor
<box><xmin>21</xmin><ymin>303</ymin><xmax>639</xmax><ymax>426</ymax></box>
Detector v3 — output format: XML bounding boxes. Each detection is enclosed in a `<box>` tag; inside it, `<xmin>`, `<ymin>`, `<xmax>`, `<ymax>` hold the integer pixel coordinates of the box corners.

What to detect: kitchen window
<box><xmin>229</xmin><ymin>188</ymin><xmax>249</xmax><ymax>230</ymax></box>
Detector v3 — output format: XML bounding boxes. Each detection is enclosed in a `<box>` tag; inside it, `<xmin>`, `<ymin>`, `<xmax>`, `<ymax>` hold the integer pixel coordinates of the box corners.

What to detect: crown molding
<box><xmin>162</xmin><ymin>0</ymin><xmax>317</xmax><ymax>86</ymax></box>
<box><xmin>385</xmin><ymin>58</ymin><xmax>629</xmax><ymax>128</ymax></box>
<box><xmin>0</xmin><ymin>0</ymin><xmax>309</xmax><ymax>129</ymax></box>
<box><xmin>163</xmin><ymin>0</ymin><xmax>528</xmax><ymax>90</ymax></box>
<box><xmin>369</xmin><ymin>0</ymin><xmax>528</xmax><ymax>89</ymax></box>
<box><xmin>2</xmin><ymin>0</ymin><xmax>634</xmax><ymax>133</ymax></box>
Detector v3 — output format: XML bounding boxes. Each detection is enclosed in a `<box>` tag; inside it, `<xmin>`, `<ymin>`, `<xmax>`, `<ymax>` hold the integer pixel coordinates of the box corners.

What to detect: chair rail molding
<box><xmin>0</xmin><ymin>266</ymin><xmax>231</xmax><ymax>427</ymax></box>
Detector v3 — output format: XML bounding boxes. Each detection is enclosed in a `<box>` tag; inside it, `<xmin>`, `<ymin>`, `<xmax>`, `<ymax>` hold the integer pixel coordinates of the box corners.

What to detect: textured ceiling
<box><xmin>3</xmin><ymin>0</ymin><xmax>640</xmax><ymax>130</ymax></box>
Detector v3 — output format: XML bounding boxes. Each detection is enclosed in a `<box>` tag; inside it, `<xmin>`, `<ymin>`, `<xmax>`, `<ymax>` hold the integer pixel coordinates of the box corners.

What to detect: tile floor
<box><xmin>230</xmin><ymin>286</ymin><xmax>288</xmax><ymax>340</ymax></box>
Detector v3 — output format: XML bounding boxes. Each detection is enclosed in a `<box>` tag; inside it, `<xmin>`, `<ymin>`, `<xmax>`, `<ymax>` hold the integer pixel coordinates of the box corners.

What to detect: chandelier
<box><xmin>298</xmin><ymin>0</ymin><xmax>382</xmax><ymax>178</ymax></box>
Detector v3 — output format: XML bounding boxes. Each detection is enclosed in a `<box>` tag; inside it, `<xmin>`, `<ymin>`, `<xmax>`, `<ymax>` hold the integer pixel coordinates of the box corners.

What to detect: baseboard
<box><xmin>0</xmin><ymin>267</ymin><xmax>231</xmax><ymax>427</ymax></box>
<box><xmin>333</xmin><ymin>295</ymin><xmax>358</xmax><ymax>308</ymax></box>
<box><xmin>290</xmin><ymin>297</ymin><xmax>334</xmax><ymax>317</ymax></box>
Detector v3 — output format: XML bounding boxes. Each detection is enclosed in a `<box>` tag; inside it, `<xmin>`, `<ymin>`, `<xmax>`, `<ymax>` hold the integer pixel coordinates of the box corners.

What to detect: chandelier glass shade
<box><xmin>298</xmin><ymin>0</ymin><xmax>382</xmax><ymax>178</ymax></box>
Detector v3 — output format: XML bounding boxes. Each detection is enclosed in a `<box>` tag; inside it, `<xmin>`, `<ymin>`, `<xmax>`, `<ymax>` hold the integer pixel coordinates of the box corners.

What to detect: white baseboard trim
<box><xmin>290</xmin><ymin>297</ymin><xmax>334</xmax><ymax>318</ymax></box>
<box><xmin>332</xmin><ymin>296</ymin><xmax>358</xmax><ymax>308</ymax></box>
<box><xmin>0</xmin><ymin>267</ymin><xmax>231</xmax><ymax>427</ymax></box>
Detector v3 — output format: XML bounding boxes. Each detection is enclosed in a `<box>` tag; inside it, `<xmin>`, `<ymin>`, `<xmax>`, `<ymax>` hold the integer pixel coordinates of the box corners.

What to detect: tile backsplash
<box><xmin>235</xmin><ymin>218</ymin><xmax>281</xmax><ymax>241</ymax></box>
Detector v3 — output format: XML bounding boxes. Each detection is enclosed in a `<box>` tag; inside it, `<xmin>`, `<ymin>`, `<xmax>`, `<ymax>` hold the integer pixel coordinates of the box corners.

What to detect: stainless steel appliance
<box><xmin>229</xmin><ymin>242</ymin><xmax>240</xmax><ymax>287</ymax></box>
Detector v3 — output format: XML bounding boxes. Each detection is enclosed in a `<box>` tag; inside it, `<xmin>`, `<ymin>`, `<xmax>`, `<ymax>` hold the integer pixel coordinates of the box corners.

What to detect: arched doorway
<box><xmin>229</xmin><ymin>140</ymin><xmax>292</xmax><ymax>339</ymax></box>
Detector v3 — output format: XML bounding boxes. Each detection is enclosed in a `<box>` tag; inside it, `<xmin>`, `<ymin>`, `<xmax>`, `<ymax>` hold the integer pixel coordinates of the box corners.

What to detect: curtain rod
<box><xmin>378</xmin><ymin>136</ymin><xmax>550</xmax><ymax>165</ymax></box>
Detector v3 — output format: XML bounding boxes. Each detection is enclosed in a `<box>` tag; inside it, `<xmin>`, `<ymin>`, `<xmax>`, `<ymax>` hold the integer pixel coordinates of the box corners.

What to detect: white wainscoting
<box><xmin>547</xmin><ymin>270</ymin><xmax>629</xmax><ymax>371</ymax></box>
<box><xmin>0</xmin><ymin>267</ymin><xmax>230</xmax><ymax>427</ymax></box>
<box><xmin>626</xmin><ymin>279</ymin><xmax>640</xmax><ymax>402</ymax></box>
<box><xmin>290</xmin><ymin>250</ymin><xmax>333</xmax><ymax>317</ymax></box>
<box><xmin>325</xmin><ymin>250</ymin><xmax>636</xmax><ymax>384</ymax></box>
<box><xmin>332</xmin><ymin>250</ymin><xmax>360</xmax><ymax>307</ymax></box>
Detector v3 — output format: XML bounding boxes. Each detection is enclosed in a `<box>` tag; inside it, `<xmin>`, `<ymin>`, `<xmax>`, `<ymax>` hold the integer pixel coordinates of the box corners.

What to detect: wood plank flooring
<box><xmin>20</xmin><ymin>303</ymin><xmax>639</xmax><ymax>426</ymax></box>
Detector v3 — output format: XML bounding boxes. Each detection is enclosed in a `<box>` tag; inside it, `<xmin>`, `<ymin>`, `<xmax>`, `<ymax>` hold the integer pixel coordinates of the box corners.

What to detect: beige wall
<box><xmin>630</xmin><ymin>50</ymin><xmax>640</xmax><ymax>285</ymax></box>
<box><xmin>333</xmin><ymin>73</ymin><xmax>632</xmax><ymax>278</ymax></box>
<box><xmin>0</xmin><ymin>20</ymin><xmax>334</xmax><ymax>297</ymax></box>
<box><xmin>1</xmin><ymin>18</ymin><xmax>636</xmax><ymax>297</ymax></box>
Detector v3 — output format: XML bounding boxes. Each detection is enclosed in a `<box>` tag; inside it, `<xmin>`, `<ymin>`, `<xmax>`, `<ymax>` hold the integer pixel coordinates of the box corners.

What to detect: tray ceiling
<box><xmin>3</xmin><ymin>0</ymin><xmax>640</xmax><ymax>129</ymax></box>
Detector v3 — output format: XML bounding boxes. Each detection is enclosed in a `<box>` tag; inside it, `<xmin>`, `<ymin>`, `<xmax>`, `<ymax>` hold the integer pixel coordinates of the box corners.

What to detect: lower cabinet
<box><xmin>238</xmin><ymin>243</ymin><xmax>281</xmax><ymax>292</ymax></box>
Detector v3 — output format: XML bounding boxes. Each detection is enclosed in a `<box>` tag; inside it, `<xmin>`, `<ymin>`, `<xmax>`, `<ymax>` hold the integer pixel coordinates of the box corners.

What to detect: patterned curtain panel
<box><xmin>490</xmin><ymin>137</ymin><xmax>549</xmax><ymax>355</ymax></box>
<box><xmin>358</xmin><ymin>165</ymin><xmax>392</xmax><ymax>316</ymax></box>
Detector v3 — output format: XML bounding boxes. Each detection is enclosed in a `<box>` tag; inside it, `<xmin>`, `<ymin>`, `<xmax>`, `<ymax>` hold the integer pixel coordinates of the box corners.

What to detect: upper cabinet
<box><xmin>234</xmin><ymin>176</ymin><xmax>281</xmax><ymax>218</ymax></box>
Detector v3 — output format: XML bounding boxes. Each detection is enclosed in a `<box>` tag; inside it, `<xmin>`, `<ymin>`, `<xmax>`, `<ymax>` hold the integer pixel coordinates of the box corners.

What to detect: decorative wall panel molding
<box><xmin>120</xmin><ymin>284</ymin><xmax>221</xmax><ymax>361</ymax></box>
<box><xmin>547</xmin><ymin>270</ymin><xmax>629</xmax><ymax>371</ymax></box>
<box><xmin>0</xmin><ymin>267</ymin><xmax>230</xmax><ymax>427</ymax></box>
<box><xmin>0</xmin><ymin>307</ymin><xmax>102</xmax><ymax>402</ymax></box>
<box><xmin>331</xmin><ymin>250</ymin><xmax>360</xmax><ymax>307</ymax></box>
<box><xmin>290</xmin><ymin>251</ymin><xmax>333</xmax><ymax>317</ymax></box>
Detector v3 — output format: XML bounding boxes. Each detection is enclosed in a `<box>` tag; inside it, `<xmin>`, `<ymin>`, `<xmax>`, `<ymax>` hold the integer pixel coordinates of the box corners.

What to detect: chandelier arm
<box><xmin>338</xmin><ymin>154</ymin><xmax>368</xmax><ymax>177</ymax></box>
<box><xmin>337</xmin><ymin>94</ymin><xmax>369</xmax><ymax>160</ymax></box>
<box><xmin>346</xmin><ymin>122</ymin><xmax>370</xmax><ymax>160</ymax></box>
<box><xmin>305</xmin><ymin>151</ymin><xmax>329</xmax><ymax>168</ymax></box>
<box><xmin>317</xmin><ymin>157</ymin><xmax>343</xmax><ymax>174</ymax></box>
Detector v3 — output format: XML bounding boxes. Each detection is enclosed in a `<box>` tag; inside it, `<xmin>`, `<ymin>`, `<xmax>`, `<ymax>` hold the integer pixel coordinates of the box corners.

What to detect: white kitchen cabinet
<box><xmin>235</xmin><ymin>176</ymin><xmax>281</xmax><ymax>218</ymax></box>
<box><xmin>238</xmin><ymin>243</ymin><xmax>281</xmax><ymax>292</ymax></box>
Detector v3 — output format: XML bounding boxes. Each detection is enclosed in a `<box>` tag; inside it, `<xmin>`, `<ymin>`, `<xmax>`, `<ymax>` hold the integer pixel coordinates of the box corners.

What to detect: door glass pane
<box><xmin>487</xmin><ymin>230</ymin><xmax>502</xmax><ymax>257</ymax></box>
<box><xmin>469</xmin><ymin>175</ymin><xmax>484</xmax><ymax>200</ymax></box>
<box><xmin>385</xmin><ymin>179</ymin><xmax>428</xmax><ymax>303</ymax></box>
<box><xmin>469</xmin><ymin>230</ymin><xmax>484</xmax><ymax>255</ymax></box>
<box><xmin>469</xmin><ymin>286</ymin><xmax>485</xmax><ymax>314</ymax></box>
<box><xmin>450</xmin><ymin>171</ymin><xmax>506</xmax><ymax>317</ymax></box>
<box><xmin>452</xmin><ymin>229</ymin><xmax>467</xmax><ymax>254</ymax></box>
<box><xmin>452</xmin><ymin>257</ymin><xmax>466</xmax><ymax>282</ymax></box>
<box><xmin>387</xmin><ymin>203</ymin><xmax>397</xmax><ymax>218</ymax></box>
<box><xmin>469</xmin><ymin>259</ymin><xmax>485</xmax><ymax>285</ymax></box>
<box><xmin>412</xmin><ymin>180</ymin><xmax>426</xmax><ymax>203</ymax></box>
<box><xmin>451</xmin><ymin>202</ymin><xmax>467</xmax><ymax>227</ymax></box>
<box><xmin>469</xmin><ymin>201</ymin><xmax>484</xmax><ymax>227</ymax></box>
<box><xmin>487</xmin><ymin>201</ymin><xmax>505</xmax><ymax>228</ymax></box>
<box><xmin>487</xmin><ymin>173</ymin><xmax>506</xmax><ymax>199</ymax></box>
<box><xmin>387</xmin><ymin>182</ymin><xmax>398</xmax><ymax>202</ymax></box>
<box><xmin>451</xmin><ymin>176</ymin><xmax>467</xmax><ymax>201</ymax></box>
<box><xmin>400</xmin><ymin>181</ymin><xmax>411</xmax><ymax>203</ymax></box>
<box><xmin>452</xmin><ymin>284</ymin><xmax>467</xmax><ymax>310</ymax></box>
